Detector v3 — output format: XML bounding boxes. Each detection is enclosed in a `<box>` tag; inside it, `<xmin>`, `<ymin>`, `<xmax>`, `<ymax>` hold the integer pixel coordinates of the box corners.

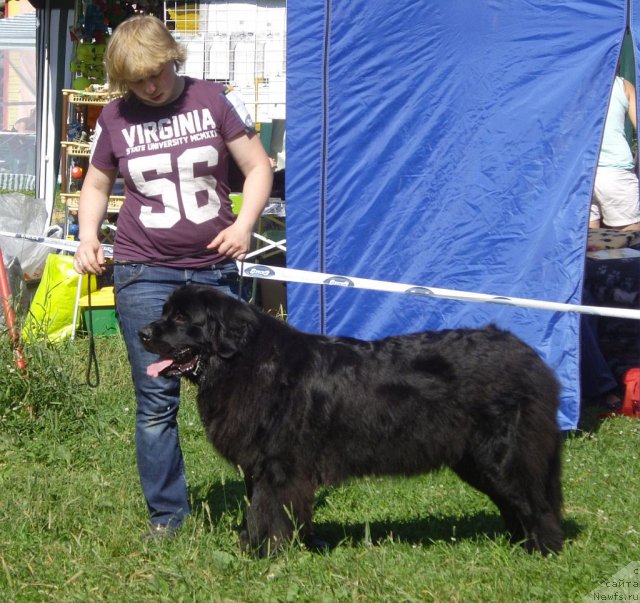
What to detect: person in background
<box><xmin>73</xmin><ymin>15</ymin><xmax>272</xmax><ymax>540</ymax></box>
<box><xmin>580</xmin><ymin>291</ymin><xmax>622</xmax><ymax>412</ymax></box>
<box><xmin>270</xmin><ymin>130</ymin><xmax>286</xmax><ymax>199</ymax></box>
<box><xmin>13</xmin><ymin>108</ymin><xmax>36</xmax><ymax>133</ymax></box>
<box><xmin>590</xmin><ymin>75</ymin><xmax>640</xmax><ymax>231</ymax></box>
<box><xmin>583</xmin><ymin>74</ymin><xmax>639</xmax><ymax>410</ymax></box>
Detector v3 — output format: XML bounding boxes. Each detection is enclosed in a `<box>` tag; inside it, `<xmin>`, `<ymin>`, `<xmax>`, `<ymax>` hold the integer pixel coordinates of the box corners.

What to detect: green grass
<box><xmin>0</xmin><ymin>189</ymin><xmax>36</xmax><ymax>197</ymax></box>
<box><xmin>1</xmin><ymin>331</ymin><xmax>639</xmax><ymax>602</ymax></box>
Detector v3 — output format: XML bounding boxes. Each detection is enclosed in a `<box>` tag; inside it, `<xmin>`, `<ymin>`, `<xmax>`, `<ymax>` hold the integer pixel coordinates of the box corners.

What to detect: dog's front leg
<box><xmin>240</xmin><ymin>476</ymin><xmax>295</xmax><ymax>557</ymax></box>
<box><xmin>243</xmin><ymin>474</ymin><xmax>253</xmax><ymax>501</ymax></box>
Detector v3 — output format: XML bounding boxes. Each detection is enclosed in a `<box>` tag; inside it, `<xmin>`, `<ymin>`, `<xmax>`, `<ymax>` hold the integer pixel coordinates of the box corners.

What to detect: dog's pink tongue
<box><xmin>147</xmin><ymin>359</ymin><xmax>174</xmax><ymax>377</ymax></box>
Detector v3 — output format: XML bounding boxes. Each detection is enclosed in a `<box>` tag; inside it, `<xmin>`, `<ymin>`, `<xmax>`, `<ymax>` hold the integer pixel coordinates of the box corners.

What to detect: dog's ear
<box><xmin>206</xmin><ymin>296</ymin><xmax>258</xmax><ymax>359</ymax></box>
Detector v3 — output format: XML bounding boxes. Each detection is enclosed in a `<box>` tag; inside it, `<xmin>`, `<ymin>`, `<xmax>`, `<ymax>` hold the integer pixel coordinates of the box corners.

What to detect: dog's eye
<box><xmin>172</xmin><ymin>313</ymin><xmax>187</xmax><ymax>323</ymax></box>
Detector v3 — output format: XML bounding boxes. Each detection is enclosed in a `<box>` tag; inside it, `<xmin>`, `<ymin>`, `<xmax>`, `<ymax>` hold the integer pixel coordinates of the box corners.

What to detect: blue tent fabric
<box><xmin>285</xmin><ymin>0</ymin><xmax>629</xmax><ymax>431</ymax></box>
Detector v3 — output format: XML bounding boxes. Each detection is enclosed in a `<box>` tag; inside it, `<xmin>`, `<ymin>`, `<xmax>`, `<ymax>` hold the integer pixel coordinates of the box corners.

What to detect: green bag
<box><xmin>22</xmin><ymin>253</ymin><xmax>96</xmax><ymax>342</ymax></box>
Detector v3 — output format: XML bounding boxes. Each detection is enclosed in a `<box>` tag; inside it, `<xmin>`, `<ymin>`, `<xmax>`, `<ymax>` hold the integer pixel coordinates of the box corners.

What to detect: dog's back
<box><xmin>255</xmin><ymin>323</ymin><xmax>560</xmax><ymax>481</ymax></box>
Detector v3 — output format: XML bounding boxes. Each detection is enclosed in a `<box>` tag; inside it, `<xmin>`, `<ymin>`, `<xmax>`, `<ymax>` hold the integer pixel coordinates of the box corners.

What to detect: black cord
<box><xmin>237</xmin><ymin>258</ymin><xmax>245</xmax><ymax>301</ymax></box>
<box><xmin>84</xmin><ymin>274</ymin><xmax>100</xmax><ymax>388</ymax></box>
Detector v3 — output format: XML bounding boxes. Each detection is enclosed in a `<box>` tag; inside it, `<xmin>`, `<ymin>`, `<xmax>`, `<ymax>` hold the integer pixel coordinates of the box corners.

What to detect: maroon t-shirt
<box><xmin>90</xmin><ymin>78</ymin><xmax>255</xmax><ymax>267</ymax></box>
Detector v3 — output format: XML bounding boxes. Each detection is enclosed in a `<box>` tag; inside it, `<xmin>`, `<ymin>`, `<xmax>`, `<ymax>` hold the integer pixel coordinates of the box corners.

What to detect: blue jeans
<box><xmin>114</xmin><ymin>261</ymin><xmax>239</xmax><ymax>528</ymax></box>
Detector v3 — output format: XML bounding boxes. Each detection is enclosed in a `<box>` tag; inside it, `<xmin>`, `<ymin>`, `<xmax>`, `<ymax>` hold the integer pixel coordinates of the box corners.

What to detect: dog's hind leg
<box><xmin>520</xmin><ymin>434</ymin><xmax>564</xmax><ymax>555</ymax></box>
<box><xmin>499</xmin><ymin>432</ymin><xmax>564</xmax><ymax>555</ymax></box>
<box><xmin>452</xmin><ymin>447</ymin><xmax>563</xmax><ymax>555</ymax></box>
<box><xmin>451</xmin><ymin>456</ymin><xmax>526</xmax><ymax>543</ymax></box>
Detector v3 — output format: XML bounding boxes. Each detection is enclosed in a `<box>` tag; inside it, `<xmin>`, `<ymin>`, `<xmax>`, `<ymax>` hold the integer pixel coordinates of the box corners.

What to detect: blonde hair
<box><xmin>104</xmin><ymin>15</ymin><xmax>187</xmax><ymax>95</ymax></box>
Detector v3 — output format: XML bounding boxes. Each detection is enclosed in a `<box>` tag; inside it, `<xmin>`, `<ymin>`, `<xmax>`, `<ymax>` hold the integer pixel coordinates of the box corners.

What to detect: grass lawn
<box><xmin>1</xmin><ymin>331</ymin><xmax>639</xmax><ymax>602</ymax></box>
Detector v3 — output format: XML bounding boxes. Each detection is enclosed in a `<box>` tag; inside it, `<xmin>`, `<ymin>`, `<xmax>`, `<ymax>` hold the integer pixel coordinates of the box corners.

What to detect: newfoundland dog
<box><xmin>139</xmin><ymin>284</ymin><xmax>563</xmax><ymax>557</ymax></box>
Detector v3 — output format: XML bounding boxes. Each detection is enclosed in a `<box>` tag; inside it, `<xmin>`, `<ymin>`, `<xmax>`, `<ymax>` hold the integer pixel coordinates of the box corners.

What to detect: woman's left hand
<box><xmin>207</xmin><ymin>222</ymin><xmax>252</xmax><ymax>260</ymax></box>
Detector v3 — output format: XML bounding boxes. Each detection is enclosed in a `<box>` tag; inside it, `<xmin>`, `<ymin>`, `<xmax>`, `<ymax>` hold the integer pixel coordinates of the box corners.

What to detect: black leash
<box><xmin>84</xmin><ymin>274</ymin><xmax>100</xmax><ymax>388</ymax></box>
<box><xmin>84</xmin><ymin>249</ymin><xmax>246</xmax><ymax>386</ymax></box>
<box><xmin>237</xmin><ymin>258</ymin><xmax>245</xmax><ymax>301</ymax></box>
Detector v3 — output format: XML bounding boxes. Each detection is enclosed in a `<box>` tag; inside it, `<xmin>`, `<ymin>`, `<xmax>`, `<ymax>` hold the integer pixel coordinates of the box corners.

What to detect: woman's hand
<box><xmin>212</xmin><ymin>132</ymin><xmax>273</xmax><ymax>260</ymax></box>
<box><xmin>74</xmin><ymin>238</ymin><xmax>105</xmax><ymax>275</ymax></box>
<box><xmin>207</xmin><ymin>222</ymin><xmax>253</xmax><ymax>260</ymax></box>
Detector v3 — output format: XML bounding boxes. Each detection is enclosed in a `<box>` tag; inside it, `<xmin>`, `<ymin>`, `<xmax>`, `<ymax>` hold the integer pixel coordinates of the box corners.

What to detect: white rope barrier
<box><xmin>0</xmin><ymin>231</ymin><xmax>114</xmax><ymax>257</ymax></box>
<box><xmin>238</xmin><ymin>261</ymin><xmax>640</xmax><ymax>321</ymax></box>
<box><xmin>2</xmin><ymin>230</ymin><xmax>637</xmax><ymax>320</ymax></box>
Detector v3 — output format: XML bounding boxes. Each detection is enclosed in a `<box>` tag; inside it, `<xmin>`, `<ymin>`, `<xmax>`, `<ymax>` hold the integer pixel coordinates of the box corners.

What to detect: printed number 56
<box><xmin>127</xmin><ymin>146</ymin><xmax>220</xmax><ymax>228</ymax></box>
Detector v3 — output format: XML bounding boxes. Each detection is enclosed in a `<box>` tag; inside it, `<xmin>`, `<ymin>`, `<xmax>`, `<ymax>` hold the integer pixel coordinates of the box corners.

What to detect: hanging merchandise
<box><xmin>68</xmin><ymin>1</ymin><xmax>110</xmax><ymax>89</ymax></box>
<box><xmin>70</xmin><ymin>41</ymin><xmax>107</xmax><ymax>88</ymax></box>
<box><xmin>68</xmin><ymin>0</ymin><xmax>165</xmax><ymax>90</ymax></box>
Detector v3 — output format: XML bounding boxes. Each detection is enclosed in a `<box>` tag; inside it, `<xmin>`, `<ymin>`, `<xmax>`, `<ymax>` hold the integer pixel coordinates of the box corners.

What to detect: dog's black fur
<box><xmin>139</xmin><ymin>284</ymin><xmax>563</xmax><ymax>557</ymax></box>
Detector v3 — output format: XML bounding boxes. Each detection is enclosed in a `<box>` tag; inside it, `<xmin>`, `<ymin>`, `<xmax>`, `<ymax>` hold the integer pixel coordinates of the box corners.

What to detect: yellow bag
<box><xmin>22</xmin><ymin>253</ymin><xmax>96</xmax><ymax>342</ymax></box>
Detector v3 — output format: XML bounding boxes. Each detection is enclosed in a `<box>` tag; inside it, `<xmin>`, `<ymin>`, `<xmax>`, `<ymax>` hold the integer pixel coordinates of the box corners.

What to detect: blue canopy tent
<box><xmin>284</xmin><ymin>0</ymin><xmax>636</xmax><ymax>431</ymax></box>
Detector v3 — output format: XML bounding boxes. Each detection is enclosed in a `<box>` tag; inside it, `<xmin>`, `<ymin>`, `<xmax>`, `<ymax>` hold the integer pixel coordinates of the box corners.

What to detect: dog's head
<box><xmin>139</xmin><ymin>284</ymin><xmax>258</xmax><ymax>379</ymax></box>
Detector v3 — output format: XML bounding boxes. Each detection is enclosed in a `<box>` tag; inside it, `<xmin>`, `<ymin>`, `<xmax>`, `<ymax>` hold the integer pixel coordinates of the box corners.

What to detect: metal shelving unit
<box><xmin>59</xmin><ymin>89</ymin><xmax>124</xmax><ymax>238</ymax></box>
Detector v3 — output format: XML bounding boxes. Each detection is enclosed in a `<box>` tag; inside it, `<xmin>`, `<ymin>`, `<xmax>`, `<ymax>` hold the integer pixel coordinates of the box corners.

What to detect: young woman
<box><xmin>591</xmin><ymin>75</ymin><xmax>640</xmax><ymax>231</ymax></box>
<box><xmin>73</xmin><ymin>15</ymin><xmax>273</xmax><ymax>539</ymax></box>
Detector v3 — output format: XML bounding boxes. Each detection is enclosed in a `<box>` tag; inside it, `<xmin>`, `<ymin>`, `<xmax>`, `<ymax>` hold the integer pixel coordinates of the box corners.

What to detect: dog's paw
<box><xmin>239</xmin><ymin>529</ymin><xmax>251</xmax><ymax>552</ymax></box>
<box><xmin>304</xmin><ymin>533</ymin><xmax>331</xmax><ymax>553</ymax></box>
<box><xmin>239</xmin><ymin>529</ymin><xmax>280</xmax><ymax>558</ymax></box>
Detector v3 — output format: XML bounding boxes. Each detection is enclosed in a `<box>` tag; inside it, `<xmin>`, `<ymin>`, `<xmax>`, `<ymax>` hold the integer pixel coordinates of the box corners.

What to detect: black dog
<box><xmin>139</xmin><ymin>284</ymin><xmax>563</xmax><ymax>557</ymax></box>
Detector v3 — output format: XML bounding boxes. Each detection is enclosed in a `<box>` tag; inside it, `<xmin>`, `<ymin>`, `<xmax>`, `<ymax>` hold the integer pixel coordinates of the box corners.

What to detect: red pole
<box><xmin>0</xmin><ymin>245</ymin><xmax>27</xmax><ymax>371</ymax></box>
